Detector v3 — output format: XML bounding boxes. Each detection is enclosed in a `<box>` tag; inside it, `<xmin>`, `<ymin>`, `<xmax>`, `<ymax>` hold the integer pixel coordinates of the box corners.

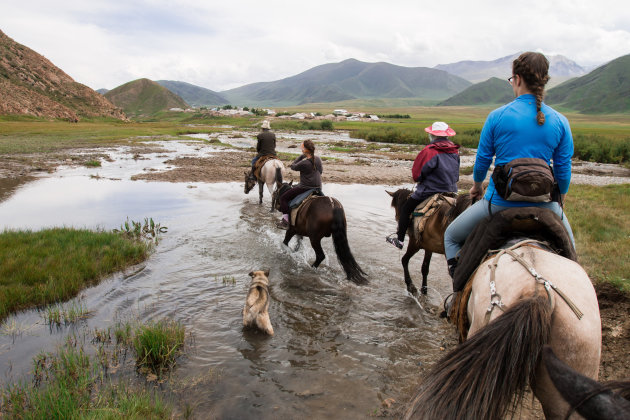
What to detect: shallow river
<box><xmin>0</xmin><ymin>141</ymin><xmax>456</xmax><ymax>418</ymax></box>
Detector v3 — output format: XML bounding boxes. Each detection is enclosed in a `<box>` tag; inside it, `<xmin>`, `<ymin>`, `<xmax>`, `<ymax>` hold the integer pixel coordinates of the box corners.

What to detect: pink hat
<box><xmin>424</xmin><ymin>121</ymin><xmax>456</xmax><ymax>137</ymax></box>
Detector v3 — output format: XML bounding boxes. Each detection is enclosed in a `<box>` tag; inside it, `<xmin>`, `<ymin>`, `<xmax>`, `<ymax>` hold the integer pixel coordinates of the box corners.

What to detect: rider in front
<box><xmin>386</xmin><ymin>122</ymin><xmax>460</xmax><ymax>249</ymax></box>
<box><xmin>443</xmin><ymin>51</ymin><xmax>576</xmax><ymax>304</ymax></box>
<box><xmin>248</xmin><ymin>120</ymin><xmax>277</xmax><ymax>181</ymax></box>
<box><xmin>276</xmin><ymin>139</ymin><xmax>323</xmax><ymax>229</ymax></box>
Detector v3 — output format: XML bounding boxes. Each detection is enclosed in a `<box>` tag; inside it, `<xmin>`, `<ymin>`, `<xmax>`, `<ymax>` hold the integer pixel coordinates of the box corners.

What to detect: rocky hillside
<box><xmin>104</xmin><ymin>78</ymin><xmax>189</xmax><ymax>116</ymax></box>
<box><xmin>0</xmin><ymin>29</ymin><xmax>125</xmax><ymax>121</ymax></box>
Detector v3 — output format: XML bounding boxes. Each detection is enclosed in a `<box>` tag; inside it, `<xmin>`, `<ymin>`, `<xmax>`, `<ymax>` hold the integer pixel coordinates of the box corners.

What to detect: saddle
<box><xmin>253</xmin><ymin>155</ymin><xmax>277</xmax><ymax>180</ymax></box>
<box><xmin>449</xmin><ymin>207</ymin><xmax>577</xmax><ymax>340</ymax></box>
<box><xmin>289</xmin><ymin>190</ymin><xmax>326</xmax><ymax>226</ymax></box>
<box><xmin>411</xmin><ymin>193</ymin><xmax>457</xmax><ymax>238</ymax></box>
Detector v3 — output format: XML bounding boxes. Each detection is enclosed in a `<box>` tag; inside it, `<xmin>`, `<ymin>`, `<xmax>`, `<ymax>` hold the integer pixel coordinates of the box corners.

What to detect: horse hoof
<box><xmin>421</xmin><ymin>286</ymin><xmax>428</xmax><ymax>295</ymax></box>
<box><xmin>408</xmin><ymin>286</ymin><xmax>418</xmax><ymax>297</ymax></box>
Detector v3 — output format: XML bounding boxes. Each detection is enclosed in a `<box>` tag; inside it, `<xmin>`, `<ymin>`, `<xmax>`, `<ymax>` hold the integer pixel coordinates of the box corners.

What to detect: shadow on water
<box><xmin>0</xmin><ymin>142</ymin><xmax>457</xmax><ymax>418</ymax></box>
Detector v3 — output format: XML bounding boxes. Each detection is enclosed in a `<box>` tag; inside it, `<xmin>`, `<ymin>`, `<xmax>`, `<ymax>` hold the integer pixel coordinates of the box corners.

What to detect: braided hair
<box><xmin>513</xmin><ymin>52</ymin><xmax>550</xmax><ymax>125</ymax></box>
<box><xmin>303</xmin><ymin>140</ymin><xmax>317</xmax><ymax>170</ymax></box>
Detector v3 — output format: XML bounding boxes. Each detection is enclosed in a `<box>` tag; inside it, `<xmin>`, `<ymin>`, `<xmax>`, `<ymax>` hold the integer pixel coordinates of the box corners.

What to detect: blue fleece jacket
<box><xmin>474</xmin><ymin>94</ymin><xmax>574</xmax><ymax>207</ymax></box>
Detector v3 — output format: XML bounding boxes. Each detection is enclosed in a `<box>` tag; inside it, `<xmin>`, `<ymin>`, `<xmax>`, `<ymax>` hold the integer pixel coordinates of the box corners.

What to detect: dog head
<box><xmin>248</xmin><ymin>269</ymin><xmax>270</xmax><ymax>285</ymax></box>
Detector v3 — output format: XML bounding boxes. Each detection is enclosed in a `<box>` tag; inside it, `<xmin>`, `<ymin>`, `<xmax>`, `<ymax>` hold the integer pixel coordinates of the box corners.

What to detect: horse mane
<box><xmin>445</xmin><ymin>192</ymin><xmax>472</xmax><ymax>224</ymax></box>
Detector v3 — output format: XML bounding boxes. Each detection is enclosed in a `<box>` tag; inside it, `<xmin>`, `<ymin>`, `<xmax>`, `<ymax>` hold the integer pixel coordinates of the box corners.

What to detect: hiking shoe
<box><xmin>276</xmin><ymin>219</ymin><xmax>289</xmax><ymax>230</ymax></box>
<box><xmin>386</xmin><ymin>236</ymin><xmax>404</xmax><ymax>249</ymax></box>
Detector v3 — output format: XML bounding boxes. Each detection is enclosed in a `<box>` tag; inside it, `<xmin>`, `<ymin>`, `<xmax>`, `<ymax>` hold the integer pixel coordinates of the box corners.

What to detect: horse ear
<box><xmin>244</xmin><ymin>171</ymin><xmax>249</xmax><ymax>175</ymax></box>
<box><xmin>386</xmin><ymin>190</ymin><xmax>395</xmax><ymax>197</ymax></box>
<box><xmin>289</xmin><ymin>180</ymin><xmax>293</xmax><ymax>186</ymax></box>
<box><xmin>248</xmin><ymin>271</ymin><xmax>254</xmax><ymax>277</ymax></box>
<box><xmin>264</xmin><ymin>269</ymin><xmax>270</xmax><ymax>277</ymax></box>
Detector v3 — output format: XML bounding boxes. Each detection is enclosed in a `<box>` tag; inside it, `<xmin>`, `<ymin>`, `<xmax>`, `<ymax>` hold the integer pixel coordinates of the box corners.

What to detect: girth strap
<box><xmin>483</xmin><ymin>239</ymin><xmax>583</xmax><ymax>325</ymax></box>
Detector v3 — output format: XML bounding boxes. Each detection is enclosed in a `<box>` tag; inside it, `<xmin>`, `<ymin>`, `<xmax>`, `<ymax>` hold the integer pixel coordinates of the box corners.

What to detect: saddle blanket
<box><xmin>253</xmin><ymin>155</ymin><xmax>277</xmax><ymax>179</ymax></box>
<box><xmin>411</xmin><ymin>193</ymin><xmax>456</xmax><ymax>237</ymax></box>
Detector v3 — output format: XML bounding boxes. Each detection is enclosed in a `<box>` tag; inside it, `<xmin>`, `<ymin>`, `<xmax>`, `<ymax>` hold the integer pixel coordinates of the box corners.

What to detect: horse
<box><xmin>543</xmin><ymin>345</ymin><xmax>630</xmax><ymax>420</ymax></box>
<box><xmin>404</xmin><ymin>228</ymin><xmax>602</xmax><ymax>419</ymax></box>
<box><xmin>387</xmin><ymin>189</ymin><xmax>471</xmax><ymax>296</ymax></box>
<box><xmin>244</xmin><ymin>158</ymin><xmax>285</xmax><ymax>211</ymax></box>
<box><xmin>272</xmin><ymin>183</ymin><xmax>367</xmax><ymax>285</ymax></box>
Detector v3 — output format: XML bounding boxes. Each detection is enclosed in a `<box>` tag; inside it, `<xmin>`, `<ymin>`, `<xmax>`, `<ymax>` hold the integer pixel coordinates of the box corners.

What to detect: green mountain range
<box><xmin>156</xmin><ymin>80</ymin><xmax>228</xmax><ymax>107</ymax></box>
<box><xmin>438</xmin><ymin>77</ymin><xmax>514</xmax><ymax>106</ymax></box>
<box><xmin>219</xmin><ymin>58</ymin><xmax>471</xmax><ymax>106</ymax></box>
<box><xmin>545</xmin><ymin>54</ymin><xmax>630</xmax><ymax>114</ymax></box>
<box><xmin>104</xmin><ymin>78</ymin><xmax>189</xmax><ymax>116</ymax></box>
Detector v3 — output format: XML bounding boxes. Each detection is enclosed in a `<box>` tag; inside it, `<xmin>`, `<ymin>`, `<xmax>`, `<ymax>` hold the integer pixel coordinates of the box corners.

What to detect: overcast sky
<box><xmin>2</xmin><ymin>0</ymin><xmax>630</xmax><ymax>91</ymax></box>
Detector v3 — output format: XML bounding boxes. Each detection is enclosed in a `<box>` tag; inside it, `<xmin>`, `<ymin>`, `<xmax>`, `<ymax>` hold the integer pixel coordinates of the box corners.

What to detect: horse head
<box><xmin>271</xmin><ymin>181</ymin><xmax>292</xmax><ymax>211</ymax></box>
<box><xmin>244</xmin><ymin>171</ymin><xmax>256</xmax><ymax>194</ymax></box>
<box><xmin>386</xmin><ymin>189</ymin><xmax>411</xmax><ymax>222</ymax></box>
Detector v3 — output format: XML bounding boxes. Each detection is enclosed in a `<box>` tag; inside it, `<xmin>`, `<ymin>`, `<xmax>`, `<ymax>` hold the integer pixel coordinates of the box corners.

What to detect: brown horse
<box><xmin>404</xmin><ymin>239</ymin><xmax>601</xmax><ymax>419</ymax></box>
<box><xmin>272</xmin><ymin>183</ymin><xmax>367</xmax><ymax>284</ymax></box>
<box><xmin>387</xmin><ymin>189</ymin><xmax>471</xmax><ymax>296</ymax></box>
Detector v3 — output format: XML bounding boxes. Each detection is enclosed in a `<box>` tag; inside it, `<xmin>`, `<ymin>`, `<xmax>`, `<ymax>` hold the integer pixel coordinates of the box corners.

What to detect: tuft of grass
<box><xmin>43</xmin><ymin>301</ymin><xmax>90</xmax><ymax>326</ymax></box>
<box><xmin>0</xmin><ymin>226</ymin><xmax>153</xmax><ymax>322</ymax></box>
<box><xmin>565</xmin><ymin>184</ymin><xmax>630</xmax><ymax>292</ymax></box>
<box><xmin>133</xmin><ymin>319</ymin><xmax>186</xmax><ymax>376</ymax></box>
<box><xmin>84</xmin><ymin>159</ymin><xmax>101</xmax><ymax>167</ymax></box>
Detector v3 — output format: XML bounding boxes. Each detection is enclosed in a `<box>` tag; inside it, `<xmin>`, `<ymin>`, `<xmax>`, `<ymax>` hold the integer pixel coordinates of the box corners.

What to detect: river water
<box><xmin>0</xmin><ymin>141</ymin><xmax>455</xmax><ymax>419</ymax></box>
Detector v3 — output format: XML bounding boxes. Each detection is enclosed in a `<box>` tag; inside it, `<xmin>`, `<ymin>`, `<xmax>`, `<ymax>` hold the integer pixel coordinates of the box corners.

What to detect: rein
<box><xmin>483</xmin><ymin>239</ymin><xmax>584</xmax><ymax>325</ymax></box>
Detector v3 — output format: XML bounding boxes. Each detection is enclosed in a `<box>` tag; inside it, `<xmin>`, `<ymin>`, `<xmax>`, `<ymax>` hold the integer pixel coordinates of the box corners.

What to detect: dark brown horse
<box><xmin>387</xmin><ymin>189</ymin><xmax>471</xmax><ymax>296</ymax></box>
<box><xmin>272</xmin><ymin>183</ymin><xmax>367</xmax><ymax>284</ymax></box>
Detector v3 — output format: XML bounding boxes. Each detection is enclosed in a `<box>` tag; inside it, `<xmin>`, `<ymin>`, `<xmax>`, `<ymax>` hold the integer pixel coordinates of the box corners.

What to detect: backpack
<box><xmin>491</xmin><ymin>158</ymin><xmax>556</xmax><ymax>202</ymax></box>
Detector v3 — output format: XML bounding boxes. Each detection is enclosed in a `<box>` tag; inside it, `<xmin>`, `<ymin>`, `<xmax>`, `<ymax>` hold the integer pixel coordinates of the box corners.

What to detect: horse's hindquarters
<box><xmin>468</xmin><ymin>247</ymin><xmax>602</xmax><ymax>419</ymax></box>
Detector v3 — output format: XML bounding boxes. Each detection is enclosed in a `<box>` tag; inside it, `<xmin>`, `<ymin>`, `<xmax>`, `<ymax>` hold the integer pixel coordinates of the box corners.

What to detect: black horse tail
<box><xmin>275</xmin><ymin>167</ymin><xmax>283</xmax><ymax>186</ymax></box>
<box><xmin>331</xmin><ymin>207</ymin><xmax>367</xmax><ymax>284</ymax></box>
<box><xmin>405</xmin><ymin>295</ymin><xmax>552</xmax><ymax>420</ymax></box>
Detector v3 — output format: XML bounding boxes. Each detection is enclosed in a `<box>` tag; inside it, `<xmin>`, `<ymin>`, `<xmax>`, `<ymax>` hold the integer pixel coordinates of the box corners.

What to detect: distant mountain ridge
<box><xmin>219</xmin><ymin>58</ymin><xmax>472</xmax><ymax>106</ymax></box>
<box><xmin>156</xmin><ymin>80</ymin><xmax>228</xmax><ymax>107</ymax></box>
<box><xmin>546</xmin><ymin>54</ymin><xmax>630</xmax><ymax>114</ymax></box>
<box><xmin>435</xmin><ymin>53</ymin><xmax>587</xmax><ymax>85</ymax></box>
<box><xmin>438</xmin><ymin>77</ymin><xmax>513</xmax><ymax>106</ymax></box>
<box><xmin>104</xmin><ymin>78</ymin><xmax>189</xmax><ymax>116</ymax></box>
<box><xmin>0</xmin><ymin>29</ymin><xmax>125</xmax><ymax>120</ymax></box>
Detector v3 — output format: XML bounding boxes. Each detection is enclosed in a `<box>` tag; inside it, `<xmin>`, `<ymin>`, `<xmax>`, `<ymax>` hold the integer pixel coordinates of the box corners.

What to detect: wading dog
<box><xmin>242</xmin><ymin>270</ymin><xmax>274</xmax><ymax>335</ymax></box>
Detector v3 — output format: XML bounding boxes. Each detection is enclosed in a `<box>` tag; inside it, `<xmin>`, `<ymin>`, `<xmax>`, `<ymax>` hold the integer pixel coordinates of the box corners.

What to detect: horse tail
<box><xmin>275</xmin><ymin>166</ymin><xmax>283</xmax><ymax>186</ymax></box>
<box><xmin>331</xmin><ymin>207</ymin><xmax>367</xmax><ymax>285</ymax></box>
<box><xmin>405</xmin><ymin>294</ymin><xmax>552</xmax><ymax>420</ymax></box>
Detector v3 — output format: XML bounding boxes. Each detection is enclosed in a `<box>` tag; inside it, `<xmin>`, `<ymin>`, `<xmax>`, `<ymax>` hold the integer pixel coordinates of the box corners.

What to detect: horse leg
<box><xmin>258</xmin><ymin>181</ymin><xmax>264</xmax><ymax>204</ymax></box>
<box><xmin>283</xmin><ymin>229</ymin><xmax>296</xmax><ymax>247</ymax></box>
<box><xmin>293</xmin><ymin>235</ymin><xmax>302</xmax><ymax>252</ymax></box>
<box><xmin>401</xmin><ymin>244</ymin><xmax>421</xmax><ymax>296</ymax></box>
<box><xmin>309</xmin><ymin>237</ymin><xmax>326</xmax><ymax>268</ymax></box>
<box><xmin>420</xmin><ymin>251</ymin><xmax>432</xmax><ymax>295</ymax></box>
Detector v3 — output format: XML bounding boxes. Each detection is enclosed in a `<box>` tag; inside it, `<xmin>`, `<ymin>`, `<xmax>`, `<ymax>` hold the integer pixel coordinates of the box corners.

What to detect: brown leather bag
<box><xmin>492</xmin><ymin>158</ymin><xmax>555</xmax><ymax>202</ymax></box>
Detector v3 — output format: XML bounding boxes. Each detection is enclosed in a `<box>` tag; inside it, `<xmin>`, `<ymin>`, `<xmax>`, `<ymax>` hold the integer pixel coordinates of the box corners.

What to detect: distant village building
<box><xmin>333</xmin><ymin>109</ymin><xmax>348</xmax><ymax>116</ymax></box>
<box><xmin>369</xmin><ymin>115</ymin><xmax>379</xmax><ymax>120</ymax></box>
<box><xmin>169</xmin><ymin>107</ymin><xmax>184</xmax><ymax>112</ymax></box>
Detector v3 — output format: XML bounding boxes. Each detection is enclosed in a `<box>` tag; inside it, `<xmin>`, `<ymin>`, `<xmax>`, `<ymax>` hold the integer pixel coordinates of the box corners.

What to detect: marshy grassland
<box><xmin>1</xmin><ymin>318</ymin><xmax>188</xmax><ymax>418</ymax></box>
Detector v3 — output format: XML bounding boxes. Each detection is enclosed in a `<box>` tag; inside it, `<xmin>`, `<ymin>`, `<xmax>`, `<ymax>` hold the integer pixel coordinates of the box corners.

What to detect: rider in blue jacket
<box><xmin>443</xmin><ymin>52</ymin><xmax>576</xmax><ymax>289</ymax></box>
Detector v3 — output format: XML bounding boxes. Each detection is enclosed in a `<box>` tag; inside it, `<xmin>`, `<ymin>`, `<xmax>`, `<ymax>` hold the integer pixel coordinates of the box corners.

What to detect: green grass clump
<box><xmin>573</xmin><ymin>134</ymin><xmax>630</xmax><ymax>165</ymax></box>
<box><xmin>565</xmin><ymin>184</ymin><xmax>630</xmax><ymax>292</ymax></box>
<box><xmin>84</xmin><ymin>160</ymin><xmax>101</xmax><ymax>167</ymax></box>
<box><xmin>1</xmin><ymin>342</ymin><xmax>172</xmax><ymax>419</ymax></box>
<box><xmin>133</xmin><ymin>319</ymin><xmax>186</xmax><ymax>375</ymax></box>
<box><xmin>0</xmin><ymin>228</ymin><xmax>150</xmax><ymax>322</ymax></box>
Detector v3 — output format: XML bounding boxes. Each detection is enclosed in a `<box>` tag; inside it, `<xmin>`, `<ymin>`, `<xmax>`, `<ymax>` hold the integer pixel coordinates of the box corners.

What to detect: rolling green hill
<box><xmin>220</xmin><ymin>58</ymin><xmax>471</xmax><ymax>106</ymax></box>
<box><xmin>546</xmin><ymin>54</ymin><xmax>630</xmax><ymax>114</ymax></box>
<box><xmin>104</xmin><ymin>79</ymin><xmax>189</xmax><ymax>116</ymax></box>
<box><xmin>438</xmin><ymin>77</ymin><xmax>514</xmax><ymax>106</ymax></box>
<box><xmin>156</xmin><ymin>80</ymin><xmax>228</xmax><ymax>107</ymax></box>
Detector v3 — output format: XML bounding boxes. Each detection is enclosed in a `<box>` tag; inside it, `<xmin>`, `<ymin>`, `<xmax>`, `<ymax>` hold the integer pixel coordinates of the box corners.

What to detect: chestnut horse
<box><xmin>405</xmin><ymin>240</ymin><xmax>601</xmax><ymax>419</ymax></box>
<box><xmin>272</xmin><ymin>183</ymin><xmax>367</xmax><ymax>284</ymax></box>
<box><xmin>387</xmin><ymin>189</ymin><xmax>471</xmax><ymax>296</ymax></box>
<box><xmin>244</xmin><ymin>159</ymin><xmax>285</xmax><ymax>211</ymax></box>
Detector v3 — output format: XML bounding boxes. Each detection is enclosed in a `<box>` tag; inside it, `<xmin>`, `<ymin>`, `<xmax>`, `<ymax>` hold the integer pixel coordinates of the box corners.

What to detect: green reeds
<box><xmin>43</xmin><ymin>301</ymin><xmax>90</xmax><ymax>326</ymax></box>
<box><xmin>1</xmin><ymin>338</ymin><xmax>172</xmax><ymax>418</ymax></box>
<box><xmin>133</xmin><ymin>319</ymin><xmax>186</xmax><ymax>375</ymax></box>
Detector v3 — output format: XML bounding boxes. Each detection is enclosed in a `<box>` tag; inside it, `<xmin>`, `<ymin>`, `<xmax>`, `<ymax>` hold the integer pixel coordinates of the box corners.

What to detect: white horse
<box><xmin>405</xmin><ymin>239</ymin><xmax>602</xmax><ymax>419</ymax></box>
<box><xmin>244</xmin><ymin>158</ymin><xmax>285</xmax><ymax>211</ymax></box>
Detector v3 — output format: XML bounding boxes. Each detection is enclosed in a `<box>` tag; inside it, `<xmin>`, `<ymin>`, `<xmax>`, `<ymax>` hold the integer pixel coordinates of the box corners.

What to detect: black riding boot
<box><xmin>441</xmin><ymin>258</ymin><xmax>460</xmax><ymax>319</ymax></box>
